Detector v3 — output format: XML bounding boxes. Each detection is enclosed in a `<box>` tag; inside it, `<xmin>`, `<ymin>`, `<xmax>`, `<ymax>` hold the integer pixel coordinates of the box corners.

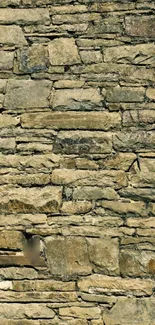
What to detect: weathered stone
<box><xmin>51</xmin><ymin>169</ymin><xmax>127</xmax><ymax>189</ymax></box>
<box><xmin>113</xmin><ymin>131</ymin><xmax>155</xmax><ymax>151</ymax></box>
<box><xmin>75</xmin><ymin>158</ymin><xmax>99</xmax><ymax>170</ymax></box>
<box><xmin>86</xmin><ymin>17</ymin><xmax>122</xmax><ymax>35</ymax></box>
<box><xmin>0</xmin><ymin>26</ymin><xmax>27</xmax><ymax>46</ymax></box>
<box><xmin>50</xmin><ymin>5</ymin><xmax>87</xmax><ymax>14</ymax></box>
<box><xmin>0</xmin><ymin>267</ymin><xmax>38</xmax><ymax>280</ymax></box>
<box><xmin>59</xmin><ymin>306</ymin><xmax>101</xmax><ymax>319</ymax></box>
<box><xmin>73</xmin><ymin>187</ymin><xmax>119</xmax><ymax>200</ymax></box>
<box><xmin>127</xmin><ymin>217</ymin><xmax>155</xmax><ymax>229</ymax></box>
<box><xmin>0</xmin><ymin>173</ymin><xmax>50</xmax><ymax>186</ymax></box>
<box><xmin>100</xmin><ymin>152</ymin><xmax>136</xmax><ymax>171</ymax></box>
<box><xmin>102</xmin><ymin>200</ymin><xmax>146</xmax><ymax>216</ymax></box>
<box><xmin>80</xmin><ymin>50</ymin><xmax>102</xmax><ymax>64</ymax></box>
<box><xmin>0</xmin><ymin>255</ymin><xmax>46</xmax><ymax>268</ymax></box>
<box><xmin>0</xmin><ymin>186</ymin><xmax>62</xmax><ymax>213</ymax></box>
<box><xmin>21</xmin><ymin>111</ymin><xmax>121</xmax><ymax>130</ymax></box>
<box><xmin>106</xmin><ymin>86</ymin><xmax>145</xmax><ymax>102</ymax></box>
<box><xmin>0</xmin><ymin>51</ymin><xmax>14</xmax><ymax>70</ymax></box>
<box><xmin>102</xmin><ymin>297</ymin><xmax>155</xmax><ymax>325</ymax></box>
<box><xmin>0</xmin><ymin>9</ymin><xmax>50</xmax><ymax>25</ymax></box>
<box><xmin>4</xmin><ymin>80</ymin><xmax>51</xmax><ymax>109</ymax></box>
<box><xmin>87</xmin><ymin>238</ymin><xmax>119</xmax><ymax>275</ymax></box>
<box><xmin>119</xmin><ymin>188</ymin><xmax>155</xmax><ymax>202</ymax></box>
<box><xmin>0</xmin><ymin>138</ymin><xmax>16</xmax><ymax>150</ymax></box>
<box><xmin>146</xmin><ymin>88</ymin><xmax>155</xmax><ymax>100</ymax></box>
<box><xmin>13</xmin><ymin>280</ymin><xmax>76</xmax><ymax>292</ymax></box>
<box><xmin>0</xmin><ymin>0</ymin><xmax>20</xmax><ymax>6</ymax></box>
<box><xmin>0</xmin><ymin>214</ymin><xmax>47</xmax><ymax>226</ymax></box>
<box><xmin>0</xmin><ymin>303</ymin><xmax>55</xmax><ymax>319</ymax></box>
<box><xmin>54</xmin><ymin>80</ymin><xmax>85</xmax><ymax>89</ymax></box>
<box><xmin>125</xmin><ymin>15</ymin><xmax>155</xmax><ymax>38</ymax></box>
<box><xmin>61</xmin><ymin>201</ymin><xmax>92</xmax><ymax>215</ymax></box>
<box><xmin>51</xmin><ymin>88</ymin><xmax>102</xmax><ymax>109</ymax></box>
<box><xmin>0</xmin><ymin>321</ymin><xmax>39</xmax><ymax>325</ymax></box>
<box><xmin>89</xmin><ymin>2</ymin><xmax>135</xmax><ymax>12</ymax></box>
<box><xmin>0</xmin><ymin>291</ymin><xmax>77</xmax><ymax>302</ymax></box>
<box><xmin>52</xmin><ymin>13</ymin><xmax>101</xmax><ymax>24</ymax></box>
<box><xmin>54</xmin><ymin>131</ymin><xmax>112</xmax><ymax>154</ymax></box>
<box><xmin>104</xmin><ymin>43</ymin><xmax>155</xmax><ymax>66</ymax></box>
<box><xmin>78</xmin><ymin>274</ymin><xmax>154</xmax><ymax>296</ymax></box>
<box><xmin>46</xmin><ymin>236</ymin><xmax>91</xmax><ymax>276</ymax></box>
<box><xmin>120</xmin><ymin>249</ymin><xmax>155</xmax><ymax>276</ymax></box>
<box><xmin>0</xmin><ymin>281</ymin><xmax>12</xmax><ymax>291</ymax></box>
<box><xmin>15</xmin><ymin>44</ymin><xmax>49</xmax><ymax>74</ymax></box>
<box><xmin>48</xmin><ymin>38</ymin><xmax>80</xmax><ymax>66</ymax></box>
<box><xmin>0</xmin><ymin>231</ymin><xmax>25</xmax><ymax>250</ymax></box>
<box><xmin>123</xmin><ymin>110</ymin><xmax>155</xmax><ymax>127</ymax></box>
<box><xmin>0</xmin><ymin>115</ymin><xmax>19</xmax><ymax>128</ymax></box>
<box><xmin>0</xmin><ymin>79</ymin><xmax>6</xmax><ymax>93</ymax></box>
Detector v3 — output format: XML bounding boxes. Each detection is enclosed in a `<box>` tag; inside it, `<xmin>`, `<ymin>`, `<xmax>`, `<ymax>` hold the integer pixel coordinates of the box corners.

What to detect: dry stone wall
<box><xmin>0</xmin><ymin>0</ymin><xmax>155</xmax><ymax>324</ymax></box>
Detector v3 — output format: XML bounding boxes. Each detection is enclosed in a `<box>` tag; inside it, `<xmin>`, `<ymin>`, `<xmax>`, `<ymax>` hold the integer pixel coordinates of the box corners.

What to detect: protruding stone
<box><xmin>48</xmin><ymin>38</ymin><xmax>80</xmax><ymax>65</ymax></box>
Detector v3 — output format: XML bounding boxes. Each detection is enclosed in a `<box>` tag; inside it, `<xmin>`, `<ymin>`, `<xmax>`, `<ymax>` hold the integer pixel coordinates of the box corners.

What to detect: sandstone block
<box><xmin>0</xmin><ymin>9</ymin><xmax>50</xmax><ymax>25</ymax></box>
<box><xmin>89</xmin><ymin>2</ymin><xmax>135</xmax><ymax>12</ymax></box>
<box><xmin>0</xmin><ymin>214</ymin><xmax>47</xmax><ymax>227</ymax></box>
<box><xmin>102</xmin><ymin>200</ymin><xmax>146</xmax><ymax>216</ymax></box>
<box><xmin>101</xmin><ymin>152</ymin><xmax>136</xmax><ymax>171</ymax></box>
<box><xmin>13</xmin><ymin>280</ymin><xmax>76</xmax><ymax>292</ymax></box>
<box><xmin>21</xmin><ymin>112</ymin><xmax>121</xmax><ymax>130</ymax></box>
<box><xmin>59</xmin><ymin>306</ymin><xmax>101</xmax><ymax>319</ymax></box>
<box><xmin>0</xmin><ymin>26</ymin><xmax>27</xmax><ymax>46</ymax></box>
<box><xmin>104</xmin><ymin>43</ymin><xmax>155</xmax><ymax>66</ymax></box>
<box><xmin>0</xmin><ymin>138</ymin><xmax>16</xmax><ymax>150</ymax></box>
<box><xmin>0</xmin><ymin>267</ymin><xmax>38</xmax><ymax>280</ymax></box>
<box><xmin>106</xmin><ymin>86</ymin><xmax>145</xmax><ymax>102</ymax></box>
<box><xmin>54</xmin><ymin>80</ymin><xmax>85</xmax><ymax>89</ymax></box>
<box><xmin>73</xmin><ymin>186</ymin><xmax>118</xmax><ymax>200</ymax></box>
<box><xmin>0</xmin><ymin>115</ymin><xmax>19</xmax><ymax>128</ymax></box>
<box><xmin>123</xmin><ymin>110</ymin><xmax>155</xmax><ymax>127</ymax></box>
<box><xmin>113</xmin><ymin>131</ymin><xmax>155</xmax><ymax>151</ymax></box>
<box><xmin>51</xmin><ymin>169</ymin><xmax>127</xmax><ymax>189</ymax></box>
<box><xmin>51</xmin><ymin>88</ymin><xmax>102</xmax><ymax>109</ymax></box>
<box><xmin>54</xmin><ymin>131</ymin><xmax>112</xmax><ymax>154</ymax></box>
<box><xmin>0</xmin><ymin>186</ymin><xmax>62</xmax><ymax>213</ymax></box>
<box><xmin>0</xmin><ymin>231</ymin><xmax>25</xmax><ymax>250</ymax></box>
<box><xmin>78</xmin><ymin>274</ymin><xmax>154</xmax><ymax>296</ymax></box>
<box><xmin>87</xmin><ymin>238</ymin><xmax>119</xmax><ymax>275</ymax></box>
<box><xmin>0</xmin><ymin>303</ymin><xmax>55</xmax><ymax>319</ymax></box>
<box><xmin>102</xmin><ymin>297</ymin><xmax>155</xmax><ymax>325</ymax></box>
<box><xmin>50</xmin><ymin>5</ymin><xmax>87</xmax><ymax>14</ymax></box>
<box><xmin>125</xmin><ymin>15</ymin><xmax>155</xmax><ymax>37</ymax></box>
<box><xmin>4</xmin><ymin>80</ymin><xmax>51</xmax><ymax>109</ymax></box>
<box><xmin>48</xmin><ymin>38</ymin><xmax>80</xmax><ymax>65</ymax></box>
<box><xmin>120</xmin><ymin>249</ymin><xmax>155</xmax><ymax>276</ymax></box>
<box><xmin>0</xmin><ymin>51</ymin><xmax>14</xmax><ymax>70</ymax></box>
<box><xmin>61</xmin><ymin>201</ymin><xmax>92</xmax><ymax>215</ymax></box>
<box><xmin>146</xmin><ymin>88</ymin><xmax>155</xmax><ymax>100</ymax></box>
<box><xmin>45</xmin><ymin>236</ymin><xmax>91</xmax><ymax>276</ymax></box>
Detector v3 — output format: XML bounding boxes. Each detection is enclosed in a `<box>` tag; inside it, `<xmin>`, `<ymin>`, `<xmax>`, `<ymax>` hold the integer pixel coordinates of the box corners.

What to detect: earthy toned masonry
<box><xmin>0</xmin><ymin>0</ymin><xmax>155</xmax><ymax>324</ymax></box>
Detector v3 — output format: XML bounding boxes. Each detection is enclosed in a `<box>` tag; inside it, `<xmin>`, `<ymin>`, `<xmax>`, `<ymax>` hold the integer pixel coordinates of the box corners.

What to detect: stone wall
<box><xmin>0</xmin><ymin>0</ymin><xmax>155</xmax><ymax>324</ymax></box>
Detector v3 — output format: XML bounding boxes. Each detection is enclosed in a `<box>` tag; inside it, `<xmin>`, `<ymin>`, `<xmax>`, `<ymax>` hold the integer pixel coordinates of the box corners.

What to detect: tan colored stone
<box><xmin>0</xmin><ymin>26</ymin><xmax>27</xmax><ymax>46</ymax></box>
<box><xmin>0</xmin><ymin>9</ymin><xmax>50</xmax><ymax>25</ymax></box>
<box><xmin>61</xmin><ymin>201</ymin><xmax>92</xmax><ymax>215</ymax></box>
<box><xmin>87</xmin><ymin>238</ymin><xmax>119</xmax><ymax>275</ymax></box>
<box><xmin>0</xmin><ymin>138</ymin><xmax>16</xmax><ymax>150</ymax></box>
<box><xmin>50</xmin><ymin>5</ymin><xmax>87</xmax><ymax>14</ymax></box>
<box><xmin>0</xmin><ymin>291</ymin><xmax>77</xmax><ymax>302</ymax></box>
<box><xmin>0</xmin><ymin>79</ymin><xmax>6</xmax><ymax>93</ymax></box>
<box><xmin>0</xmin><ymin>320</ymin><xmax>39</xmax><ymax>325</ymax></box>
<box><xmin>52</xmin><ymin>13</ymin><xmax>101</xmax><ymax>24</ymax></box>
<box><xmin>73</xmin><ymin>186</ymin><xmax>119</xmax><ymax>200</ymax></box>
<box><xmin>51</xmin><ymin>88</ymin><xmax>102</xmax><ymax>108</ymax></box>
<box><xmin>54</xmin><ymin>131</ymin><xmax>112</xmax><ymax>154</ymax></box>
<box><xmin>104</xmin><ymin>43</ymin><xmax>155</xmax><ymax>66</ymax></box>
<box><xmin>59</xmin><ymin>306</ymin><xmax>101</xmax><ymax>319</ymax></box>
<box><xmin>51</xmin><ymin>169</ymin><xmax>127</xmax><ymax>189</ymax></box>
<box><xmin>0</xmin><ymin>173</ymin><xmax>50</xmax><ymax>186</ymax></box>
<box><xmin>0</xmin><ymin>231</ymin><xmax>25</xmax><ymax>250</ymax></box>
<box><xmin>78</xmin><ymin>274</ymin><xmax>154</xmax><ymax>296</ymax></box>
<box><xmin>113</xmin><ymin>131</ymin><xmax>155</xmax><ymax>151</ymax></box>
<box><xmin>103</xmin><ymin>297</ymin><xmax>155</xmax><ymax>325</ymax></box>
<box><xmin>106</xmin><ymin>86</ymin><xmax>145</xmax><ymax>102</ymax></box>
<box><xmin>75</xmin><ymin>158</ymin><xmax>99</xmax><ymax>170</ymax></box>
<box><xmin>0</xmin><ymin>115</ymin><xmax>19</xmax><ymax>128</ymax></box>
<box><xmin>123</xmin><ymin>110</ymin><xmax>155</xmax><ymax>126</ymax></box>
<box><xmin>0</xmin><ymin>214</ymin><xmax>47</xmax><ymax>226</ymax></box>
<box><xmin>46</xmin><ymin>236</ymin><xmax>91</xmax><ymax>276</ymax></box>
<box><xmin>125</xmin><ymin>15</ymin><xmax>155</xmax><ymax>37</ymax></box>
<box><xmin>54</xmin><ymin>80</ymin><xmax>85</xmax><ymax>89</ymax></box>
<box><xmin>0</xmin><ymin>51</ymin><xmax>14</xmax><ymax>70</ymax></box>
<box><xmin>80</xmin><ymin>50</ymin><xmax>102</xmax><ymax>64</ymax></box>
<box><xmin>127</xmin><ymin>217</ymin><xmax>155</xmax><ymax>228</ymax></box>
<box><xmin>100</xmin><ymin>152</ymin><xmax>136</xmax><ymax>171</ymax></box>
<box><xmin>21</xmin><ymin>111</ymin><xmax>121</xmax><ymax>130</ymax></box>
<box><xmin>0</xmin><ymin>281</ymin><xmax>12</xmax><ymax>290</ymax></box>
<box><xmin>4</xmin><ymin>80</ymin><xmax>51</xmax><ymax>109</ymax></box>
<box><xmin>13</xmin><ymin>280</ymin><xmax>75</xmax><ymax>292</ymax></box>
<box><xmin>102</xmin><ymin>200</ymin><xmax>146</xmax><ymax>216</ymax></box>
<box><xmin>0</xmin><ymin>186</ymin><xmax>62</xmax><ymax>213</ymax></box>
<box><xmin>90</xmin><ymin>2</ymin><xmax>134</xmax><ymax>12</ymax></box>
<box><xmin>48</xmin><ymin>38</ymin><xmax>80</xmax><ymax>65</ymax></box>
<box><xmin>120</xmin><ymin>249</ymin><xmax>155</xmax><ymax>276</ymax></box>
<box><xmin>0</xmin><ymin>303</ymin><xmax>55</xmax><ymax>319</ymax></box>
<box><xmin>0</xmin><ymin>267</ymin><xmax>38</xmax><ymax>280</ymax></box>
<box><xmin>146</xmin><ymin>88</ymin><xmax>155</xmax><ymax>100</ymax></box>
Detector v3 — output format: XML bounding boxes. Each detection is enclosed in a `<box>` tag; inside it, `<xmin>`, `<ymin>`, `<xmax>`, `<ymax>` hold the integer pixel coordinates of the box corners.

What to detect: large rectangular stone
<box><xmin>53</xmin><ymin>131</ymin><xmax>112</xmax><ymax>154</ymax></box>
<box><xmin>4</xmin><ymin>80</ymin><xmax>51</xmax><ymax>109</ymax></box>
<box><xmin>120</xmin><ymin>249</ymin><xmax>155</xmax><ymax>276</ymax></box>
<box><xmin>125</xmin><ymin>15</ymin><xmax>155</xmax><ymax>38</ymax></box>
<box><xmin>0</xmin><ymin>303</ymin><xmax>55</xmax><ymax>319</ymax></box>
<box><xmin>104</xmin><ymin>43</ymin><xmax>155</xmax><ymax>66</ymax></box>
<box><xmin>0</xmin><ymin>186</ymin><xmax>62</xmax><ymax>213</ymax></box>
<box><xmin>113</xmin><ymin>131</ymin><xmax>155</xmax><ymax>151</ymax></box>
<box><xmin>0</xmin><ymin>51</ymin><xmax>14</xmax><ymax>70</ymax></box>
<box><xmin>106</xmin><ymin>86</ymin><xmax>145</xmax><ymax>102</ymax></box>
<box><xmin>78</xmin><ymin>274</ymin><xmax>154</xmax><ymax>296</ymax></box>
<box><xmin>51</xmin><ymin>169</ymin><xmax>127</xmax><ymax>189</ymax></box>
<box><xmin>0</xmin><ymin>231</ymin><xmax>25</xmax><ymax>250</ymax></box>
<box><xmin>0</xmin><ymin>9</ymin><xmax>50</xmax><ymax>25</ymax></box>
<box><xmin>0</xmin><ymin>26</ymin><xmax>27</xmax><ymax>46</ymax></box>
<box><xmin>21</xmin><ymin>111</ymin><xmax>121</xmax><ymax>130</ymax></box>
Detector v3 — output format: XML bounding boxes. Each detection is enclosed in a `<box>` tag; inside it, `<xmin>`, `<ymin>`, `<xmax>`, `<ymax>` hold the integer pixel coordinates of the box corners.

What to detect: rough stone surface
<box><xmin>0</xmin><ymin>1</ymin><xmax>155</xmax><ymax>323</ymax></box>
